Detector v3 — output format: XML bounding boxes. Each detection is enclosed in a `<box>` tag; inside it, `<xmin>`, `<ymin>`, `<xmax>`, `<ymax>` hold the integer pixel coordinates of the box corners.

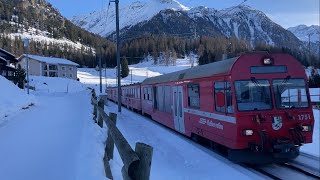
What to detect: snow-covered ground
<box><xmin>0</xmin><ymin>76</ymin><xmax>107</xmax><ymax>180</ymax></box>
<box><xmin>0</xmin><ymin>76</ymin><xmax>36</xmax><ymax>119</ymax></box>
<box><xmin>105</xmin><ymin>102</ymin><xmax>263</xmax><ymax>180</ymax></box>
<box><xmin>29</xmin><ymin>76</ymin><xmax>87</xmax><ymax>94</ymax></box>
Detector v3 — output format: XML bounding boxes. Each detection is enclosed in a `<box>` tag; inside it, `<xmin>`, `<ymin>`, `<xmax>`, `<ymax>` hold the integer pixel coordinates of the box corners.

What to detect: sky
<box><xmin>47</xmin><ymin>0</ymin><xmax>319</xmax><ymax>28</ymax></box>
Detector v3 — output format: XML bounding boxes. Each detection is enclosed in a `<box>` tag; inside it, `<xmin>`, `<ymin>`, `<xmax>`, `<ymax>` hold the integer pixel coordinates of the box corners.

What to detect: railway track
<box><xmin>249</xmin><ymin>153</ymin><xmax>320</xmax><ymax>180</ymax></box>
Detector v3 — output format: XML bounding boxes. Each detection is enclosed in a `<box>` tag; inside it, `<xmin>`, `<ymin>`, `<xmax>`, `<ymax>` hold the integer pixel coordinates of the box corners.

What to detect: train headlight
<box><xmin>263</xmin><ymin>58</ymin><xmax>273</xmax><ymax>65</ymax></box>
<box><xmin>302</xmin><ymin>125</ymin><xmax>312</xmax><ymax>132</ymax></box>
<box><xmin>243</xmin><ymin>129</ymin><xmax>254</xmax><ymax>136</ymax></box>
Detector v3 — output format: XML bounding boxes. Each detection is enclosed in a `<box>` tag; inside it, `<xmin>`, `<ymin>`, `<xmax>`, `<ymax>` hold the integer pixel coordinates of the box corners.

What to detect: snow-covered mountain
<box><xmin>72</xmin><ymin>0</ymin><xmax>189</xmax><ymax>37</ymax></box>
<box><xmin>288</xmin><ymin>25</ymin><xmax>320</xmax><ymax>43</ymax></box>
<box><xmin>72</xmin><ymin>1</ymin><xmax>302</xmax><ymax>49</ymax></box>
<box><xmin>0</xmin><ymin>0</ymin><xmax>112</xmax><ymax>67</ymax></box>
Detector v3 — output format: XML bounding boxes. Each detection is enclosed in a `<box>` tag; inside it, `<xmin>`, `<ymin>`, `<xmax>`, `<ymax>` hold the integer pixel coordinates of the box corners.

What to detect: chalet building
<box><xmin>0</xmin><ymin>48</ymin><xmax>18</xmax><ymax>82</ymax></box>
<box><xmin>17</xmin><ymin>54</ymin><xmax>79</xmax><ymax>80</ymax></box>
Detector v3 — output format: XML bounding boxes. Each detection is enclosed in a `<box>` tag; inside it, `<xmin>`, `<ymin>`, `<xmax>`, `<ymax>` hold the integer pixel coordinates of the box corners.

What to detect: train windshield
<box><xmin>273</xmin><ymin>78</ymin><xmax>309</xmax><ymax>109</ymax></box>
<box><xmin>235</xmin><ymin>80</ymin><xmax>272</xmax><ymax>111</ymax></box>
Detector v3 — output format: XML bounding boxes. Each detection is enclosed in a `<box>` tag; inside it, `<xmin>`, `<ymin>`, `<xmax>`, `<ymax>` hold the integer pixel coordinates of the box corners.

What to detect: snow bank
<box><xmin>29</xmin><ymin>76</ymin><xmax>87</xmax><ymax>93</ymax></box>
<box><xmin>310</xmin><ymin>88</ymin><xmax>320</xmax><ymax>102</ymax></box>
<box><xmin>0</xmin><ymin>76</ymin><xmax>36</xmax><ymax>118</ymax></box>
<box><xmin>301</xmin><ymin>109</ymin><xmax>320</xmax><ymax>157</ymax></box>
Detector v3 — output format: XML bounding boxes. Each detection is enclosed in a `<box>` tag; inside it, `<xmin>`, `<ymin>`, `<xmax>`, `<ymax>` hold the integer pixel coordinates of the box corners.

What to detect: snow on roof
<box><xmin>23</xmin><ymin>54</ymin><xmax>79</xmax><ymax>66</ymax></box>
<box><xmin>0</xmin><ymin>56</ymin><xmax>7</xmax><ymax>62</ymax></box>
<box><xmin>0</xmin><ymin>48</ymin><xmax>16</xmax><ymax>58</ymax></box>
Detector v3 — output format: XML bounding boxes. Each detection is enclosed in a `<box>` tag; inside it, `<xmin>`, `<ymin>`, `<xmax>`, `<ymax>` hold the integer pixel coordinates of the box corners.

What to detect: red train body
<box><xmin>107</xmin><ymin>53</ymin><xmax>315</xmax><ymax>163</ymax></box>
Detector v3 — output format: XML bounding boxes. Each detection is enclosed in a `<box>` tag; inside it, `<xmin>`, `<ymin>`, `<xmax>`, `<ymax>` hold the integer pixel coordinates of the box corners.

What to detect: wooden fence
<box><xmin>91</xmin><ymin>90</ymin><xmax>153</xmax><ymax>180</ymax></box>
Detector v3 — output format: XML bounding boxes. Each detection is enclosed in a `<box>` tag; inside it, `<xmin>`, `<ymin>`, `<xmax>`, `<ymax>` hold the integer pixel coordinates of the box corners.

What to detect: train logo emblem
<box><xmin>272</xmin><ymin>116</ymin><xmax>283</xmax><ymax>130</ymax></box>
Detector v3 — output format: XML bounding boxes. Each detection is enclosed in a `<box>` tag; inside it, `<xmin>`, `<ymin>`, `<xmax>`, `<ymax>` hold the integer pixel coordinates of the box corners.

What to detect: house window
<box><xmin>2</xmin><ymin>70</ymin><xmax>7</xmax><ymax>76</ymax></box>
<box><xmin>8</xmin><ymin>71</ymin><xmax>14</xmax><ymax>77</ymax></box>
<box><xmin>214</xmin><ymin>81</ymin><xmax>233</xmax><ymax>114</ymax></box>
<box><xmin>69</xmin><ymin>74</ymin><xmax>73</xmax><ymax>78</ymax></box>
<box><xmin>69</xmin><ymin>67</ymin><xmax>73</xmax><ymax>71</ymax></box>
<box><xmin>49</xmin><ymin>72</ymin><xmax>57</xmax><ymax>77</ymax></box>
<box><xmin>49</xmin><ymin>65</ymin><xmax>57</xmax><ymax>70</ymax></box>
<box><xmin>61</xmin><ymin>66</ymin><xmax>66</xmax><ymax>71</ymax></box>
<box><xmin>62</xmin><ymin>73</ymin><xmax>66</xmax><ymax>77</ymax></box>
<box><xmin>187</xmin><ymin>83</ymin><xmax>200</xmax><ymax>108</ymax></box>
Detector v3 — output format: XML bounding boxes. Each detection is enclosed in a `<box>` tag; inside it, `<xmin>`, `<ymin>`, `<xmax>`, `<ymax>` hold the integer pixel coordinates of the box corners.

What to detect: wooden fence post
<box><xmin>133</xmin><ymin>143</ymin><xmax>153</xmax><ymax>180</ymax></box>
<box><xmin>106</xmin><ymin>112</ymin><xmax>117</xmax><ymax>160</ymax></box>
<box><xmin>92</xmin><ymin>91</ymin><xmax>97</xmax><ymax>123</ymax></box>
<box><xmin>104</xmin><ymin>156</ymin><xmax>113</xmax><ymax>180</ymax></box>
<box><xmin>122</xmin><ymin>166</ymin><xmax>132</xmax><ymax>180</ymax></box>
<box><xmin>98</xmin><ymin>98</ymin><xmax>105</xmax><ymax>128</ymax></box>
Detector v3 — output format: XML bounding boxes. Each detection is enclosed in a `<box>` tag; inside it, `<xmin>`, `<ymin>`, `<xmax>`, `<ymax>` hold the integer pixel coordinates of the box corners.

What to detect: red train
<box><xmin>107</xmin><ymin>53</ymin><xmax>315</xmax><ymax>164</ymax></box>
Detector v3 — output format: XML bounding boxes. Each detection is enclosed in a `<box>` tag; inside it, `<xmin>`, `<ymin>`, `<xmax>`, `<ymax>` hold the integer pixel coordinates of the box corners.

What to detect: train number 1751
<box><xmin>298</xmin><ymin>114</ymin><xmax>311</xmax><ymax>120</ymax></box>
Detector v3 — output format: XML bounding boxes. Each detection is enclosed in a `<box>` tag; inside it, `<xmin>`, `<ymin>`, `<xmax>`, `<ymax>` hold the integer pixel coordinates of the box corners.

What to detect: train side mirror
<box><xmin>216</xmin><ymin>92</ymin><xmax>225</xmax><ymax>107</ymax></box>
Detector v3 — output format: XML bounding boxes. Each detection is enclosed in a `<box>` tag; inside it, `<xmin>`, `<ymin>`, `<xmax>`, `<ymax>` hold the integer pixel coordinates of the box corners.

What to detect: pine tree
<box><xmin>16</xmin><ymin>64</ymin><xmax>26</xmax><ymax>89</ymax></box>
<box><xmin>121</xmin><ymin>57</ymin><xmax>129</xmax><ymax>78</ymax></box>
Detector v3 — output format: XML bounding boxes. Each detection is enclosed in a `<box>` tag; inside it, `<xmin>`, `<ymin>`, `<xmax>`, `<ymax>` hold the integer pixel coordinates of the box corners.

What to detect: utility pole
<box><xmin>99</xmin><ymin>48</ymin><xmax>102</xmax><ymax>93</ymax></box>
<box><xmin>308</xmin><ymin>34</ymin><xmax>311</xmax><ymax>65</ymax></box>
<box><xmin>115</xmin><ymin>0</ymin><xmax>121</xmax><ymax>112</ymax></box>
<box><xmin>130</xmin><ymin>69</ymin><xmax>132</xmax><ymax>84</ymax></box>
<box><xmin>109</xmin><ymin>0</ymin><xmax>121</xmax><ymax>112</ymax></box>
<box><xmin>23</xmin><ymin>39</ymin><xmax>30</xmax><ymax>95</ymax></box>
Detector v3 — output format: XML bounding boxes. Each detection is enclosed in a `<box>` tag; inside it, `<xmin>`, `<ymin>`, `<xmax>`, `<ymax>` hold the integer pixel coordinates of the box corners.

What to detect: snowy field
<box><xmin>78</xmin><ymin>58</ymin><xmax>196</xmax><ymax>93</ymax></box>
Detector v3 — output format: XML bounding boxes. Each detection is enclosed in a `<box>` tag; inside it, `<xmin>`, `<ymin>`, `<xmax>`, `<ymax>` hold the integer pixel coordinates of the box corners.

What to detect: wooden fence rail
<box><xmin>91</xmin><ymin>90</ymin><xmax>153</xmax><ymax>180</ymax></box>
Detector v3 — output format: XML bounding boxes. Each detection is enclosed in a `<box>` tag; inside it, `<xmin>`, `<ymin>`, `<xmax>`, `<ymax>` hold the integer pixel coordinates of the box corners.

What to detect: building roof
<box><xmin>0</xmin><ymin>56</ymin><xmax>7</xmax><ymax>64</ymax></box>
<box><xmin>0</xmin><ymin>48</ymin><xmax>18</xmax><ymax>63</ymax></box>
<box><xmin>142</xmin><ymin>57</ymin><xmax>238</xmax><ymax>85</ymax></box>
<box><xmin>21</xmin><ymin>54</ymin><xmax>79</xmax><ymax>66</ymax></box>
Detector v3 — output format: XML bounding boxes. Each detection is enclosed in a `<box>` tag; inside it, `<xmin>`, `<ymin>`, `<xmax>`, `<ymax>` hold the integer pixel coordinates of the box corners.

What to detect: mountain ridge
<box><xmin>72</xmin><ymin>1</ymin><xmax>303</xmax><ymax>50</ymax></box>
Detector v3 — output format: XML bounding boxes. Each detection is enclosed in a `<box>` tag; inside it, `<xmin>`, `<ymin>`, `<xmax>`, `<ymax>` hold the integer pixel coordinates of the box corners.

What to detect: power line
<box><xmin>219</xmin><ymin>0</ymin><xmax>248</xmax><ymax>18</ymax></box>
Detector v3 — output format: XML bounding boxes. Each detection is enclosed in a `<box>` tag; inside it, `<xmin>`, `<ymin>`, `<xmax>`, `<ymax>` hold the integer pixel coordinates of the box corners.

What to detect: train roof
<box><xmin>142</xmin><ymin>57</ymin><xmax>238</xmax><ymax>85</ymax></box>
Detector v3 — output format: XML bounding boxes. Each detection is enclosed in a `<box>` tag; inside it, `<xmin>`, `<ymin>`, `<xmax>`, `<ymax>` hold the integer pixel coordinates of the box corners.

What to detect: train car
<box><xmin>106</xmin><ymin>87</ymin><xmax>118</xmax><ymax>103</ymax></box>
<box><xmin>140</xmin><ymin>53</ymin><xmax>314</xmax><ymax>164</ymax></box>
<box><xmin>122</xmin><ymin>83</ymin><xmax>142</xmax><ymax>112</ymax></box>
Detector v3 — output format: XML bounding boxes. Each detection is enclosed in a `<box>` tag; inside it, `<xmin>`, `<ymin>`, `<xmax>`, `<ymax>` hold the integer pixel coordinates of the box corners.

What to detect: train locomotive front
<box><xmin>225</xmin><ymin>54</ymin><xmax>314</xmax><ymax>163</ymax></box>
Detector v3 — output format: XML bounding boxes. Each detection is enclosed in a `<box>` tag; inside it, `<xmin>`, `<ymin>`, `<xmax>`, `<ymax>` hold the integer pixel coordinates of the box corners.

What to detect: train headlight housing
<box><xmin>302</xmin><ymin>125</ymin><xmax>312</xmax><ymax>132</ymax></box>
<box><xmin>243</xmin><ymin>129</ymin><xmax>254</xmax><ymax>136</ymax></box>
<box><xmin>263</xmin><ymin>58</ymin><xmax>273</xmax><ymax>65</ymax></box>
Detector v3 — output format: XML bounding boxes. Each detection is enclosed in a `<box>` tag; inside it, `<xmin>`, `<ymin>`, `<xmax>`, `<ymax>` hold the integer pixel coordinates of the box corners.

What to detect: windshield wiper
<box><xmin>250</xmin><ymin>77</ymin><xmax>262</xmax><ymax>87</ymax></box>
<box><xmin>278</xmin><ymin>76</ymin><xmax>291</xmax><ymax>92</ymax></box>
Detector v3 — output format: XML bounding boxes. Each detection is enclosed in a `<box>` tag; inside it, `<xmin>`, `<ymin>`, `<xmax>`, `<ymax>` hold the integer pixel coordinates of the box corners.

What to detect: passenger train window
<box><xmin>164</xmin><ymin>86</ymin><xmax>171</xmax><ymax>113</ymax></box>
<box><xmin>144</xmin><ymin>87</ymin><xmax>147</xmax><ymax>100</ymax></box>
<box><xmin>214</xmin><ymin>81</ymin><xmax>234</xmax><ymax>114</ymax></box>
<box><xmin>187</xmin><ymin>83</ymin><xmax>200</xmax><ymax>108</ymax></box>
<box><xmin>157</xmin><ymin>86</ymin><xmax>164</xmax><ymax>111</ymax></box>
<box><xmin>148</xmin><ymin>87</ymin><xmax>152</xmax><ymax>101</ymax></box>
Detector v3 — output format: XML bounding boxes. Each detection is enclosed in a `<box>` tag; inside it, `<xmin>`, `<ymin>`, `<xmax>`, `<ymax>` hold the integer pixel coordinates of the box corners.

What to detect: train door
<box><xmin>173</xmin><ymin>86</ymin><xmax>185</xmax><ymax>134</ymax></box>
